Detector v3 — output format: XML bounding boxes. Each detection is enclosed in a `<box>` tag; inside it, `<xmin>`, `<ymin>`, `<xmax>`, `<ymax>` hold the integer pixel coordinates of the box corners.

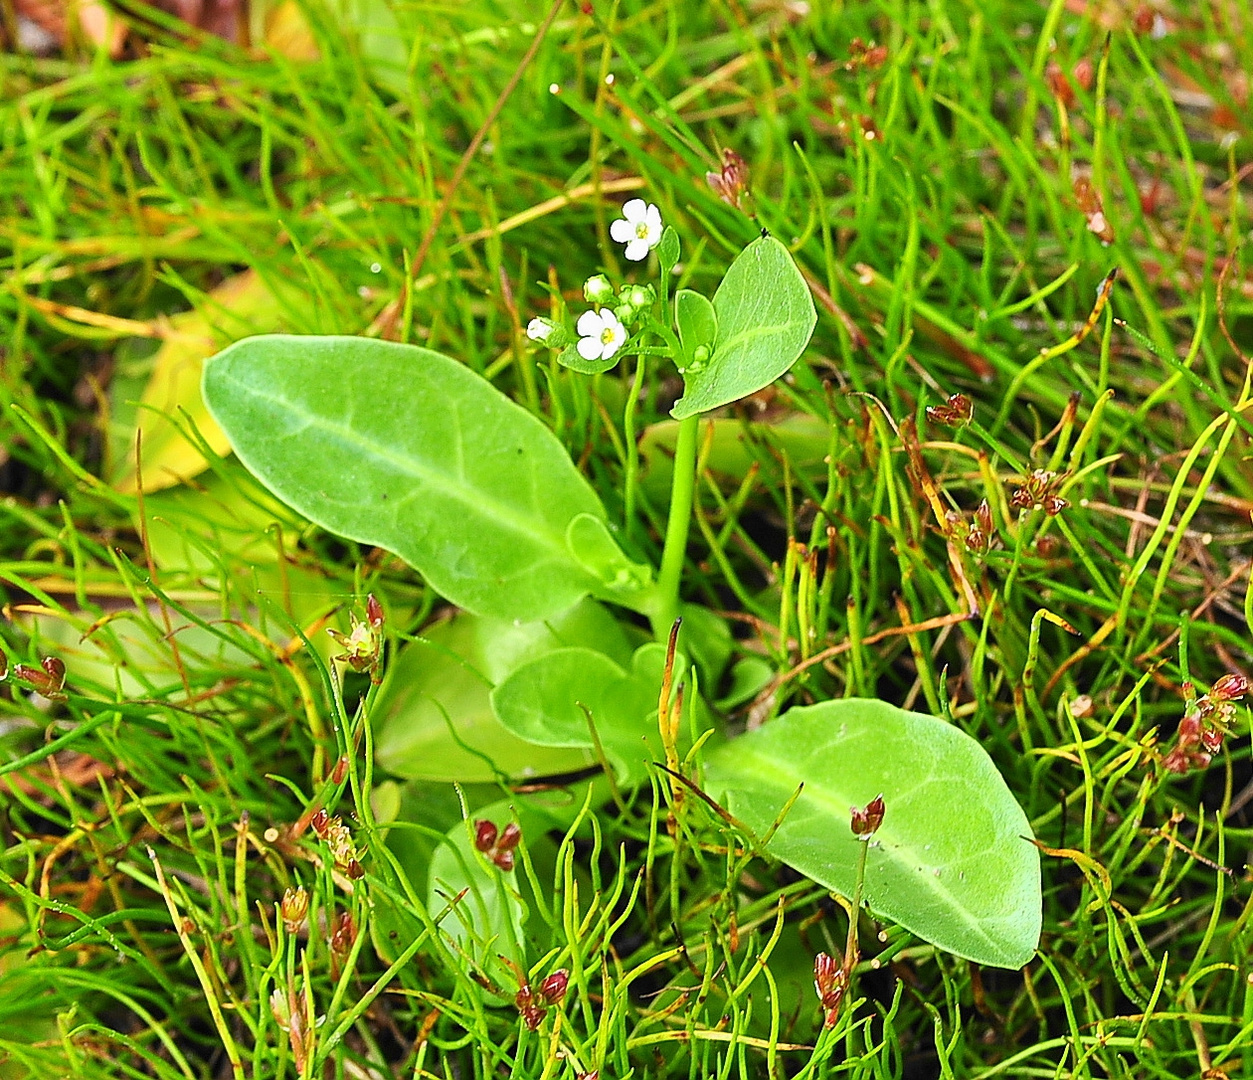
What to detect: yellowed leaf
<box><xmin>113</xmin><ymin>271</ymin><xmax>298</xmax><ymax>494</ymax></box>
<box><xmin>263</xmin><ymin>0</ymin><xmax>319</xmax><ymax>61</ymax></box>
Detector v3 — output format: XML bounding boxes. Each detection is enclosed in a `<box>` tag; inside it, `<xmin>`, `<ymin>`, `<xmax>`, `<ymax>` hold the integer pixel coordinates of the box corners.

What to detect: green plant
<box><xmin>201</xmin><ymin>204</ymin><xmax>1042</xmax><ymax>982</ymax></box>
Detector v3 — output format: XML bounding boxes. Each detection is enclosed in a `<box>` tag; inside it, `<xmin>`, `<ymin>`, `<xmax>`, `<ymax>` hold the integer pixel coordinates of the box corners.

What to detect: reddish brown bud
<box><xmin>346</xmin><ymin>859</ymin><xmax>365</xmax><ymax>880</ymax></box>
<box><xmin>1177</xmin><ymin>713</ymin><xmax>1202</xmax><ymax>743</ymax></box>
<box><xmin>329</xmin><ymin>910</ymin><xmax>356</xmax><ymax>958</ymax></box>
<box><xmin>1211</xmin><ymin>674</ymin><xmax>1248</xmax><ymax>701</ymax></box>
<box><xmin>497</xmin><ymin>823</ymin><xmax>522</xmax><ymax>851</ymax></box>
<box><xmin>706</xmin><ymin>148</ymin><xmax>750</xmax><ymax>210</ymax></box>
<box><xmin>539</xmin><ymin>969</ymin><xmax>569</xmax><ymax>1005</ymax></box>
<box><xmin>474</xmin><ymin>819</ymin><xmax>498</xmax><ymax>853</ymax></box>
<box><xmin>851</xmin><ymin>794</ymin><xmax>885</xmax><ymax>838</ymax></box>
<box><xmin>926</xmin><ymin>393</ymin><xmax>973</xmax><ymax>428</ymax></box>
<box><xmin>1073</xmin><ymin>58</ymin><xmax>1094</xmax><ymax>91</ymax></box>
<box><xmin>813</xmin><ymin>951</ymin><xmax>846</xmax><ymax>1011</ymax></box>
<box><xmin>514</xmin><ymin>986</ymin><xmax>545</xmax><ymax>1030</ymax></box>
<box><xmin>331</xmin><ymin>755</ymin><xmax>349</xmax><ymax>785</ymax></box>
<box><xmin>493</xmin><ymin>848</ymin><xmax>516</xmax><ymax>873</ymax></box>
<box><xmin>310</xmin><ymin>809</ymin><xmax>329</xmax><ymax>836</ymax></box>
<box><xmin>1042</xmin><ymin>494</ymin><xmax>1069</xmax><ymax>516</ymax></box>
<box><xmin>1200</xmin><ymin>727</ymin><xmax>1224</xmax><ymax>754</ymax></box>
<box><xmin>1046</xmin><ymin>61</ymin><xmax>1075</xmax><ymax>108</ymax></box>
<box><xmin>366</xmin><ymin>594</ymin><xmax>384</xmax><ymax>631</ymax></box>
<box><xmin>1133</xmin><ymin>4</ymin><xmax>1154</xmax><ymax>33</ymax></box>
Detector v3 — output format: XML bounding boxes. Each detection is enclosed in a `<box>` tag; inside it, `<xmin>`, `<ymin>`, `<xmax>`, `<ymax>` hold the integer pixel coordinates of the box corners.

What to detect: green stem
<box><xmin>652</xmin><ymin>412</ymin><xmax>699</xmax><ymax>640</ymax></box>
<box><xmin>622</xmin><ymin>354</ymin><xmax>648</xmax><ymax>542</ymax></box>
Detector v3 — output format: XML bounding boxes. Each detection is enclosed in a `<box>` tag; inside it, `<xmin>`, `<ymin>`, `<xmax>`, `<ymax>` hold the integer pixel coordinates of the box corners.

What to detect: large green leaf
<box><xmin>702</xmin><ymin>700</ymin><xmax>1041</xmax><ymax>969</ymax></box>
<box><xmin>202</xmin><ymin>335</ymin><xmax>617</xmax><ymax>621</ymax></box>
<box><xmin>671</xmin><ymin>235</ymin><xmax>817</xmax><ymax>419</ymax></box>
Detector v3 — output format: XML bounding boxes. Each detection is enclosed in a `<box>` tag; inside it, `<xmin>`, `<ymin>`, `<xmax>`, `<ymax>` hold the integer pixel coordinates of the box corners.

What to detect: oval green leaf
<box><xmin>702</xmin><ymin>699</ymin><xmax>1041</xmax><ymax>969</ymax></box>
<box><xmin>671</xmin><ymin>235</ymin><xmax>816</xmax><ymax>419</ymax></box>
<box><xmin>202</xmin><ymin>335</ymin><xmax>609</xmax><ymax>621</ymax></box>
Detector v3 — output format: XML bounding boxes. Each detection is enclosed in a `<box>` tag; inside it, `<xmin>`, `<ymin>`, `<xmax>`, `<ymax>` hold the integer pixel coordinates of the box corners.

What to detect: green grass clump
<box><xmin>3</xmin><ymin>0</ymin><xmax>1253</xmax><ymax>1077</ymax></box>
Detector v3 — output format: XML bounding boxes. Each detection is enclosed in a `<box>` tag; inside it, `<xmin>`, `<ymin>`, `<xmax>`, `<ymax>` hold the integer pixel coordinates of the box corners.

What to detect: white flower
<box><xmin>526</xmin><ymin>317</ymin><xmax>554</xmax><ymax>342</ymax></box>
<box><xmin>576</xmin><ymin>309</ymin><xmax>627</xmax><ymax>362</ymax></box>
<box><xmin>609</xmin><ymin>199</ymin><xmax>663</xmax><ymax>261</ymax></box>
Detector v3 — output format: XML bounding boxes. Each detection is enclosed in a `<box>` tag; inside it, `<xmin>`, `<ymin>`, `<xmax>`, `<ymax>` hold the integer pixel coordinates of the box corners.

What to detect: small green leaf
<box><xmin>557</xmin><ymin>342</ymin><xmax>620</xmax><ymax>375</ymax></box>
<box><xmin>373</xmin><ymin>602</ymin><xmax>633</xmax><ymax>783</ymax></box>
<box><xmin>657</xmin><ymin>226</ymin><xmax>680</xmax><ymax>278</ymax></box>
<box><xmin>671</xmin><ymin>235</ymin><xmax>817</xmax><ymax>419</ymax></box>
<box><xmin>675</xmin><ymin>289</ymin><xmax>717</xmax><ymax>367</ymax></box>
<box><xmin>702</xmin><ymin>699</ymin><xmax>1041</xmax><ymax>968</ymax></box>
<box><xmin>203</xmin><ymin>335</ymin><xmax>616</xmax><ymax>621</ymax></box>
<box><xmin>491</xmin><ymin>644</ymin><xmax>676</xmax><ymax>784</ymax></box>
<box><xmin>566</xmin><ymin>513</ymin><xmax>653</xmax><ymax>603</ymax></box>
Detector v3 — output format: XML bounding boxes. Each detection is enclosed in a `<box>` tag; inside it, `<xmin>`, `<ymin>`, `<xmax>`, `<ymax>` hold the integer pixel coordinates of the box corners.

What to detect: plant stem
<box><xmin>652</xmin><ymin>412</ymin><xmax>699</xmax><ymax>640</ymax></box>
<box><xmin>622</xmin><ymin>354</ymin><xmax>648</xmax><ymax>542</ymax></box>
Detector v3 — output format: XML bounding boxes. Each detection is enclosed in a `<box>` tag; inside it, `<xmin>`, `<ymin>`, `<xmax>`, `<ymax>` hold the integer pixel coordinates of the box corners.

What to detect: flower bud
<box><xmin>474</xmin><ymin>819</ymin><xmax>498</xmax><ymax>852</ymax></box>
<box><xmin>692</xmin><ymin>344</ymin><xmax>711</xmax><ymax>365</ymax></box>
<box><xmin>514</xmin><ymin>985</ymin><xmax>546</xmax><ymax>1030</ymax></box>
<box><xmin>281</xmin><ymin>886</ymin><xmax>309</xmax><ymax>933</ymax></box>
<box><xmin>526</xmin><ymin>317</ymin><xmax>557</xmax><ymax>343</ymax></box>
<box><xmin>1211</xmin><ymin>674</ymin><xmax>1248</xmax><ymax>701</ymax></box>
<box><xmin>813</xmin><ymin>951</ymin><xmax>845</xmax><ymax>1011</ymax></box>
<box><xmin>583</xmin><ymin>275</ymin><xmax>614</xmax><ymax>304</ymax></box>
<box><xmin>497</xmin><ymin>823</ymin><xmax>522</xmax><ymax>851</ymax></box>
<box><xmin>624</xmin><ymin>283</ymin><xmax>654</xmax><ymax>310</ymax></box>
<box><xmin>329</xmin><ymin>910</ymin><xmax>356</xmax><ymax>959</ymax></box>
<box><xmin>850</xmin><ymin>794</ymin><xmax>885</xmax><ymax>838</ymax></box>
<box><xmin>366</xmin><ymin>594</ymin><xmax>384</xmax><ymax>631</ymax></box>
<box><xmin>539</xmin><ymin>969</ymin><xmax>569</xmax><ymax>1005</ymax></box>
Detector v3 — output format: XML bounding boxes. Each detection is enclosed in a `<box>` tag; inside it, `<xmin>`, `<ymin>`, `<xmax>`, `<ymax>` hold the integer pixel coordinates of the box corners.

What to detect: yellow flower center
<box><xmin>635</xmin><ymin>222</ymin><xmax>650</xmax><ymax>239</ymax></box>
<box><xmin>601</xmin><ymin>327</ymin><xmax>616</xmax><ymax>344</ymax></box>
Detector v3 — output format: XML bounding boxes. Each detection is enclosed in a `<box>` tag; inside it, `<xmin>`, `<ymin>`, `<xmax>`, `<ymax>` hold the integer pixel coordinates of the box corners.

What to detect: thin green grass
<box><xmin>3</xmin><ymin>0</ymin><xmax>1253</xmax><ymax>1077</ymax></box>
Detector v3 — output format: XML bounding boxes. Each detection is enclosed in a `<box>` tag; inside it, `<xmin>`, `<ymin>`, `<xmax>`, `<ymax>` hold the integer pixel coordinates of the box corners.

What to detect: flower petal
<box><xmin>644</xmin><ymin>203</ymin><xmax>662</xmax><ymax>231</ymax></box>
<box><xmin>624</xmin><ymin>239</ymin><xmax>649</xmax><ymax>261</ymax></box>
<box><xmin>609</xmin><ymin>218</ymin><xmax>634</xmax><ymax>243</ymax></box>
<box><xmin>577</xmin><ymin>335</ymin><xmax>603</xmax><ymax>360</ymax></box>
<box><xmin>576</xmin><ymin>309</ymin><xmax>604</xmax><ymax>337</ymax></box>
<box><xmin>621</xmin><ymin>198</ymin><xmax>646</xmax><ymax>222</ymax></box>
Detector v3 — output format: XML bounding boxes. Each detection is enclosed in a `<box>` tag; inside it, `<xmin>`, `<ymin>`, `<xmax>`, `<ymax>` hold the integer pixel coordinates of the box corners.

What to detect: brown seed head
<box><xmin>851</xmin><ymin>793</ymin><xmax>885</xmax><ymax>838</ymax></box>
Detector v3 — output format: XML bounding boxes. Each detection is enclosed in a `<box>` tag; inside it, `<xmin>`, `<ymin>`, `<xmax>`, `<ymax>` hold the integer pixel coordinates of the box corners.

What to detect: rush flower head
<box><xmin>609</xmin><ymin>199</ymin><xmax>663</xmax><ymax>261</ymax></box>
<box><xmin>576</xmin><ymin>309</ymin><xmax>627</xmax><ymax>362</ymax></box>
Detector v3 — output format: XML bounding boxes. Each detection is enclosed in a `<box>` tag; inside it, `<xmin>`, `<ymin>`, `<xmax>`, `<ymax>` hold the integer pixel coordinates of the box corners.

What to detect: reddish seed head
<box><xmin>1046</xmin><ymin>61</ymin><xmax>1075</xmax><ymax>108</ymax></box>
<box><xmin>851</xmin><ymin>794</ymin><xmax>885</xmax><ymax>838</ymax></box>
<box><xmin>1211</xmin><ymin>674</ymin><xmax>1248</xmax><ymax>701</ymax></box>
<box><xmin>1177</xmin><ymin>714</ymin><xmax>1202</xmax><ymax>743</ymax></box>
<box><xmin>493</xmin><ymin>848</ymin><xmax>516</xmax><ymax>873</ymax></box>
<box><xmin>474</xmin><ymin>819</ymin><xmax>498</xmax><ymax>852</ymax></box>
<box><xmin>497</xmin><ymin>822</ymin><xmax>522</xmax><ymax>851</ymax></box>
<box><xmin>539</xmin><ymin>969</ymin><xmax>569</xmax><ymax>1005</ymax></box>
<box><xmin>813</xmin><ymin>951</ymin><xmax>846</xmax><ymax>1011</ymax></box>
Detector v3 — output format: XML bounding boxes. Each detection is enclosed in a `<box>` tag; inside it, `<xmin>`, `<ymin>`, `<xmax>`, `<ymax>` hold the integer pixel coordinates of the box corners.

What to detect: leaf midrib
<box><xmin>225</xmin><ymin>373</ymin><xmax>585</xmax><ymax>562</ymax></box>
